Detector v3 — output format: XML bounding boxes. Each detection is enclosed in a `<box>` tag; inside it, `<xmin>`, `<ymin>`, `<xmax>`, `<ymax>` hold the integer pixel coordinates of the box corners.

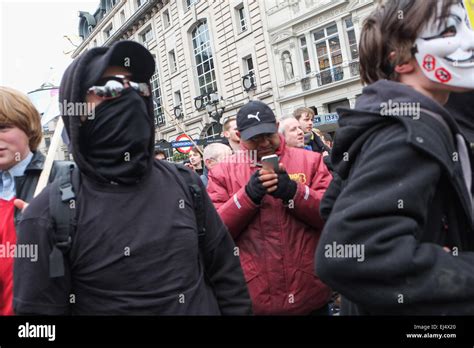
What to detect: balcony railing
<box><xmin>316</xmin><ymin>66</ymin><xmax>344</xmax><ymax>87</ymax></box>
<box><xmin>313</xmin><ymin>60</ymin><xmax>360</xmax><ymax>87</ymax></box>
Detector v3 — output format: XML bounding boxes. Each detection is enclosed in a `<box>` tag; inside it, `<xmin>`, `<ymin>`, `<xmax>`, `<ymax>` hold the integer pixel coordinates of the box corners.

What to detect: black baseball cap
<box><xmin>83</xmin><ymin>40</ymin><xmax>156</xmax><ymax>89</ymax></box>
<box><xmin>236</xmin><ymin>100</ymin><xmax>278</xmax><ymax>140</ymax></box>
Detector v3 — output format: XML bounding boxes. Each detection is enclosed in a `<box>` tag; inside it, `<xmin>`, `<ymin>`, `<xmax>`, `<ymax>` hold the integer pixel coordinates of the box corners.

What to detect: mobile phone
<box><xmin>261</xmin><ymin>154</ymin><xmax>279</xmax><ymax>172</ymax></box>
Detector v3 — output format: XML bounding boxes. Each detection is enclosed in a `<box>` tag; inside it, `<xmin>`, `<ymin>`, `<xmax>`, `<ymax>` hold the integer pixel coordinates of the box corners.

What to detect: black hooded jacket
<box><xmin>446</xmin><ymin>91</ymin><xmax>474</xmax><ymax>146</ymax></box>
<box><xmin>13</xmin><ymin>43</ymin><xmax>252</xmax><ymax>315</ymax></box>
<box><xmin>315</xmin><ymin>80</ymin><xmax>474</xmax><ymax>315</ymax></box>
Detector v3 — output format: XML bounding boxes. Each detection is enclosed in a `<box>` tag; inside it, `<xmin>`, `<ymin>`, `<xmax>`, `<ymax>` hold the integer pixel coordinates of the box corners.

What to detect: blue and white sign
<box><xmin>313</xmin><ymin>112</ymin><xmax>339</xmax><ymax>127</ymax></box>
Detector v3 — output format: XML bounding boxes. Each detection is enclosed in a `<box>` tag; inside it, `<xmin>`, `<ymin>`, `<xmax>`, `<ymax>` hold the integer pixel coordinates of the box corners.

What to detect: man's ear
<box><xmin>389</xmin><ymin>51</ymin><xmax>416</xmax><ymax>75</ymax></box>
<box><xmin>394</xmin><ymin>61</ymin><xmax>416</xmax><ymax>74</ymax></box>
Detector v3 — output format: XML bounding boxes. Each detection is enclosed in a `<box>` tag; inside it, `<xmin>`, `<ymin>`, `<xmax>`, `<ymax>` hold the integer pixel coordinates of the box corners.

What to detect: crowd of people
<box><xmin>1</xmin><ymin>0</ymin><xmax>474</xmax><ymax>316</ymax></box>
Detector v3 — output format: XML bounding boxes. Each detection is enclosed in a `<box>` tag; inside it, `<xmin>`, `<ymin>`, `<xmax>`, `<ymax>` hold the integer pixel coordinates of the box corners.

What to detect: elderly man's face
<box><xmin>283</xmin><ymin>118</ymin><xmax>305</xmax><ymax>148</ymax></box>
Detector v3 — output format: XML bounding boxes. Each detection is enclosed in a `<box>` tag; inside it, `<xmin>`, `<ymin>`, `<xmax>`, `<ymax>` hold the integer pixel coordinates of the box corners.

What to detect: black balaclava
<box><xmin>59</xmin><ymin>41</ymin><xmax>156</xmax><ymax>185</ymax></box>
<box><xmin>79</xmin><ymin>88</ymin><xmax>152</xmax><ymax>185</ymax></box>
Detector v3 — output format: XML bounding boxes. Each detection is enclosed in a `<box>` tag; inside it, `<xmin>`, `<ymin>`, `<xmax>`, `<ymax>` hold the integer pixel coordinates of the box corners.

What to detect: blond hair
<box><xmin>223</xmin><ymin>117</ymin><xmax>236</xmax><ymax>132</ymax></box>
<box><xmin>293</xmin><ymin>107</ymin><xmax>314</xmax><ymax>121</ymax></box>
<box><xmin>0</xmin><ymin>86</ymin><xmax>42</xmax><ymax>151</ymax></box>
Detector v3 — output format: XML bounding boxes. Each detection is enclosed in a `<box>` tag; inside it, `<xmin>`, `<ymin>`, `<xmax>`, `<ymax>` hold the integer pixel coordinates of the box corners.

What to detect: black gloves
<box><xmin>269</xmin><ymin>170</ymin><xmax>297</xmax><ymax>203</ymax></box>
<box><xmin>246</xmin><ymin>168</ymin><xmax>298</xmax><ymax>205</ymax></box>
<box><xmin>245</xmin><ymin>170</ymin><xmax>267</xmax><ymax>205</ymax></box>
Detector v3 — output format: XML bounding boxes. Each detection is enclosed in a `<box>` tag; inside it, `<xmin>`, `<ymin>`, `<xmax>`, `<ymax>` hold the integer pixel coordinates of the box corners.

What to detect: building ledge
<box><xmin>276</xmin><ymin>76</ymin><xmax>361</xmax><ymax>103</ymax></box>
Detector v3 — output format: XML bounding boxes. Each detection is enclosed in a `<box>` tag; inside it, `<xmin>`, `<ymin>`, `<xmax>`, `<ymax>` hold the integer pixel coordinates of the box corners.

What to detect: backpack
<box><xmin>48</xmin><ymin>162</ymin><xmax>207</xmax><ymax>278</ymax></box>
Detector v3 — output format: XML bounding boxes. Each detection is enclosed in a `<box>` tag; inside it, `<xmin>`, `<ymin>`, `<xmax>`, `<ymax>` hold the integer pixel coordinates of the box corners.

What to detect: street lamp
<box><xmin>242</xmin><ymin>71</ymin><xmax>256</xmax><ymax>92</ymax></box>
<box><xmin>205</xmin><ymin>92</ymin><xmax>225</xmax><ymax>133</ymax></box>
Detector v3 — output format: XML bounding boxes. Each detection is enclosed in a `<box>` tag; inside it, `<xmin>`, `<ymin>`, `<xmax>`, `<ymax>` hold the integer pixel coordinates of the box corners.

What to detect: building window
<box><xmin>313</xmin><ymin>23</ymin><xmax>344</xmax><ymax>86</ymax></box>
<box><xmin>163</xmin><ymin>9</ymin><xmax>171</xmax><ymax>28</ymax></box>
<box><xmin>140</xmin><ymin>27</ymin><xmax>154</xmax><ymax>46</ymax></box>
<box><xmin>205</xmin><ymin>123</ymin><xmax>221</xmax><ymax>139</ymax></box>
<box><xmin>244</xmin><ymin>56</ymin><xmax>254</xmax><ymax>74</ymax></box>
<box><xmin>104</xmin><ymin>24</ymin><xmax>113</xmax><ymax>39</ymax></box>
<box><xmin>151</xmin><ymin>72</ymin><xmax>165</xmax><ymax>126</ymax></box>
<box><xmin>186</xmin><ymin>0</ymin><xmax>199</xmax><ymax>9</ymax></box>
<box><xmin>192</xmin><ymin>21</ymin><xmax>217</xmax><ymax>96</ymax></box>
<box><xmin>236</xmin><ymin>4</ymin><xmax>247</xmax><ymax>32</ymax></box>
<box><xmin>344</xmin><ymin>17</ymin><xmax>359</xmax><ymax>60</ymax></box>
<box><xmin>299</xmin><ymin>36</ymin><xmax>311</xmax><ymax>75</ymax></box>
<box><xmin>120</xmin><ymin>10</ymin><xmax>125</xmax><ymax>24</ymax></box>
<box><xmin>328</xmin><ymin>99</ymin><xmax>350</xmax><ymax>113</ymax></box>
<box><xmin>137</xmin><ymin>0</ymin><xmax>146</xmax><ymax>8</ymax></box>
<box><xmin>174</xmin><ymin>90</ymin><xmax>182</xmax><ymax>108</ymax></box>
<box><xmin>168</xmin><ymin>50</ymin><xmax>177</xmax><ymax>73</ymax></box>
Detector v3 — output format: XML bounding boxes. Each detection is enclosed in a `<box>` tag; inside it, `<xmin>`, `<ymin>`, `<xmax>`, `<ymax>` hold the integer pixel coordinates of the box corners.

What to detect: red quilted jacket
<box><xmin>207</xmin><ymin>135</ymin><xmax>332</xmax><ymax>315</ymax></box>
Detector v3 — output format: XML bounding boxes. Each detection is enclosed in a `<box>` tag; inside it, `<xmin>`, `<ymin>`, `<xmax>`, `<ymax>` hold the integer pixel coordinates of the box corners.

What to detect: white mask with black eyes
<box><xmin>413</xmin><ymin>2</ymin><xmax>474</xmax><ymax>88</ymax></box>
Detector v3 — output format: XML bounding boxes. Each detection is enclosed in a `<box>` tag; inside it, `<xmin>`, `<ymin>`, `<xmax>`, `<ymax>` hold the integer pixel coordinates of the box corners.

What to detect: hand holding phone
<box><xmin>261</xmin><ymin>154</ymin><xmax>279</xmax><ymax>172</ymax></box>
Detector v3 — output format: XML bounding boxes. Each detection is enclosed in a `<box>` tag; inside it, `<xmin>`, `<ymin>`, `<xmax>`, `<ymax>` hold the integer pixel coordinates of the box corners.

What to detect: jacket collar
<box><xmin>24</xmin><ymin>151</ymin><xmax>45</xmax><ymax>173</ymax></box>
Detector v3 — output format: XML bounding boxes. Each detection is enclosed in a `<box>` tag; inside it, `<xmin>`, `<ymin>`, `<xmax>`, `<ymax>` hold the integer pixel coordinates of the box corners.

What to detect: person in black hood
<box><xmin>13</xmin><ymin>41</ymin><xmax>252</xmax><ymax>315</ymax></box>
<box><xmin>446</xmin><ymin>91</ymin><xmax>474</xmax><ymax>145</ymax></box>
<box><xmin>315</xmin><ymin>0</ymin><xmax>474</xmax><ymax>315</ymax></box>
<box><xmin>446</xmin><ymin>91</ymin><xmax>474</xmax><ymax>183</ymax></box>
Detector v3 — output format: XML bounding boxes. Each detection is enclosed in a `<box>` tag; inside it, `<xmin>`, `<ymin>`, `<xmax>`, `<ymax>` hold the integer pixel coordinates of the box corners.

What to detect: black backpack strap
<box><xmin>48</xmin><ymin>163</ymin><xmax>78</xmax><ymax>278</ymax></box>
<box><xmin>174</xmin><ymin>165</ymin><xmax>206</xmax><ymax>247</ymax></box>
<box><xmin>188</xmin><ymin>183</ymin><xmax>206</xmax><ymax>247</ymax></box>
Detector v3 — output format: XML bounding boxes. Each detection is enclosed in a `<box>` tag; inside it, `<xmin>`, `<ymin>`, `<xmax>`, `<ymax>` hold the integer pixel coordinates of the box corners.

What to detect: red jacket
<box><xmin>0</xmin><ymin>199</ymin><xmax>16</xmax><ymax>315</ymax></box>
<box><xmin>207</xmin><ymin>135</ymin><xmax>332</xmax><ymax>315</ymax></box>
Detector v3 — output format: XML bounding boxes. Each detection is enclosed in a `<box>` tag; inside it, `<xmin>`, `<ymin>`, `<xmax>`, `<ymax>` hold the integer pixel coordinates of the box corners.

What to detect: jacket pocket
<box><xmin>240</xmin><ymin>257</ymin><xmax>270</xmax><ymax>314</ymax></box>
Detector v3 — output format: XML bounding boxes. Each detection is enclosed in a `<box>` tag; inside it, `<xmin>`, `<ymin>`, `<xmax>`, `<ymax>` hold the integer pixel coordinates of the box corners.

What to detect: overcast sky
<box><xmin>0</xmin><ymin>0</ymin><xmax>98</xmax><ymax>93</ymax></box>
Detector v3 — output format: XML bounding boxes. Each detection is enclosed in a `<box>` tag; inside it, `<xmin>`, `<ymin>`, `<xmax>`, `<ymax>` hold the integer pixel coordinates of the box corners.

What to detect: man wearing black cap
<box><xmin>13</xmin><ymin>41</ymin><xmax>251</xmax><ymax>315</ymax></box>
<box><xmin>207</xmin><ymin>100</ymin><xmax>332</xmax><ymax>315</ymax></box>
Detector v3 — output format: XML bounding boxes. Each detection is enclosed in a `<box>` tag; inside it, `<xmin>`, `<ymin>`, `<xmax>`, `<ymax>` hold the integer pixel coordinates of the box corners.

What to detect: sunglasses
<box><xmin>87</xmin><ymin>75</ymin><xmax>151</xmax><ymax>99</ymax></box>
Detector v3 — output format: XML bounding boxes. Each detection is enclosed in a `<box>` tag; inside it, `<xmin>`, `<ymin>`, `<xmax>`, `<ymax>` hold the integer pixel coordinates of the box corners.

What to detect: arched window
<box><xmin>204</xmin><ymin>122</ymin><xmax>221</xmax><ymax>139</ymax></box>
<box><xmin>192</xmin><ymin>21</ymin><xmax>217</xmax><ymax>96</ymax></box>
